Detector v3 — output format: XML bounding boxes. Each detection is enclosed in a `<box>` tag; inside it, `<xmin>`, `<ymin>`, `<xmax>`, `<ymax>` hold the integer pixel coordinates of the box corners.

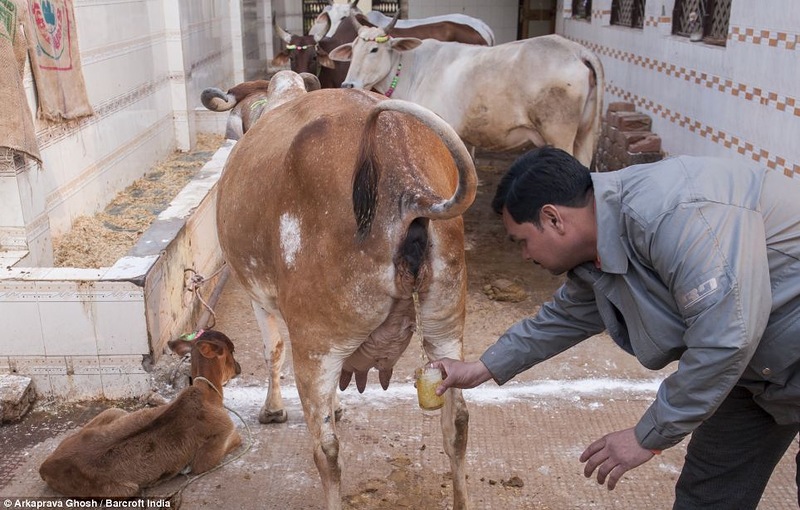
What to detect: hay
<box><xmin>53</xmin><ymin>134</ymin><xmax>224</xmax><ymax>268</ymax></box>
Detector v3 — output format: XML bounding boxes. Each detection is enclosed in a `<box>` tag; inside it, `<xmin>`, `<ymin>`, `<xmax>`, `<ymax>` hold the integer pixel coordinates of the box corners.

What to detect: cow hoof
<box><xmin>259</xmin><ymin>408</ymin><xmax>288</xmax><ymax>424</ymax></box>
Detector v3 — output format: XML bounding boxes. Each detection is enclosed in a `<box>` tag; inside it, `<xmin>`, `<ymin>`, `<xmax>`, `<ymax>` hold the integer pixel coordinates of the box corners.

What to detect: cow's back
<box><xmin>216</xmin><ymin>89</ymin><xmax>462</xmax><ymax>336</ymax></box>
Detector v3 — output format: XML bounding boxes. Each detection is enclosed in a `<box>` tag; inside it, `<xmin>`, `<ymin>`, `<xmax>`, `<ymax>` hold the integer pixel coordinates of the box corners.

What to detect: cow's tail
<box><xmin>200</xmin><ymin>80</ymin><xmax>272</xmax><ymax>112</ymax></box>
<box><xmin>352</xmin><ymin>99</ymin><xmax>477</xmax><ymax>240</ymax></box>
<box><xmin>579</xmin><ymin>47</ymin><xmax>605</xmax><ymax>171</ymax></box>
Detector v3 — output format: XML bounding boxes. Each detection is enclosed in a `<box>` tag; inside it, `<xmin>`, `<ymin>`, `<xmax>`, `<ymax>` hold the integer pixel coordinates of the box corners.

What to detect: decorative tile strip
<box><xmin>572</xmin><ymin>38</ymin><xmax>799</xmax><ymax>118</ymax></box>
<box><xmin>606</xmin><ymin>83</ymin><xmax>797</xmax><ymax>177</ymax></box>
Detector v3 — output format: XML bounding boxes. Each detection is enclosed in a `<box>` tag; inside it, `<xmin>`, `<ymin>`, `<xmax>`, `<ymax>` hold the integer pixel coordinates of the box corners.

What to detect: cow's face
<box><xmin>331</xmin><ymin>27</ymin><xmax>421</xmax><ymax>90</ymax></box>
<box><xmin>272</xmin><ymin>32</ymin><xmax>334</xmax><ymax>75</ymax></box>
<box><xmin>309</xmin><ymin>0</ymin><xmax>361</xmax><ymax>39</ymax></box>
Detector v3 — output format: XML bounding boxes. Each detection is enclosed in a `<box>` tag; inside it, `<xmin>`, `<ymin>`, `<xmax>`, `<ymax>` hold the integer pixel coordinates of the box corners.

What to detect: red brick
<box><xmin>615</xmin><ymin>112</ymin><xmax>653</xmax><ymax>132</ymax></box>
<box><xmin>626</xmin><ymin>151</ymin><xmax>664</xmax><ymax>166</ymax></box>
<box><xmin>628</xmin><ymin>134</ymin><xmax>662</xmax><ymax>153</ymax></box>
<box><xmin>607</xmin><ymin>102</ymin><xmax>636</xmax><ymax>113</ymax></box>
<box><xmin>613</xmin><ymin>129</ymin><xmax>653</xmax><ymax>150</ymax></box>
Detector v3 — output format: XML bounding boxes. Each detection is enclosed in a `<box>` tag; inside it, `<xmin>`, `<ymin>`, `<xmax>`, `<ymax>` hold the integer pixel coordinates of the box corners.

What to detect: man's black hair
<box><xmin>492</xmin><ymin>147</ymin><xmax>593</xmax><ymax>227</ymax></box>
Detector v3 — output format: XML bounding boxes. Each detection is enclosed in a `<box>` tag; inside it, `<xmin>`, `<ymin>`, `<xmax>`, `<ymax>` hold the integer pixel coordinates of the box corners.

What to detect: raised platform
<box><xmin>0</xmin><ymin>140</ymin><xmax>234</xmax><ymax>400</ymax></box>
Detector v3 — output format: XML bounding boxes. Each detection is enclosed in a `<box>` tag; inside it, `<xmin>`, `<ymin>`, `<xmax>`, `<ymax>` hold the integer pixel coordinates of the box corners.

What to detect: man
<box><xmin>432</xmin><ymin>147</ymin><xmax>800</xmax><ymax>508</ymax></box>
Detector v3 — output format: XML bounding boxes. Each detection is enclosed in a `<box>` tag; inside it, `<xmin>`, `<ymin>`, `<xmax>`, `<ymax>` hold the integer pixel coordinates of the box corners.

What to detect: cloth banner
<box><xmin>24</xmin><ymin>0</ymin><xmax>92</xmax><ymax>121</ymax></box>
<box><xmin>0</xmin><ymin>0</ymin><xmax>41</xmax><ymax>163</ymax></box>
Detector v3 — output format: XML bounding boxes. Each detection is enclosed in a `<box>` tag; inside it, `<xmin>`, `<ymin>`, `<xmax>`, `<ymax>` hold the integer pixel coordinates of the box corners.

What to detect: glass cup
<box><xmin>415</xmin><ymin>366</ymin><xmax>445</xmax><ymax>411</ymax></box>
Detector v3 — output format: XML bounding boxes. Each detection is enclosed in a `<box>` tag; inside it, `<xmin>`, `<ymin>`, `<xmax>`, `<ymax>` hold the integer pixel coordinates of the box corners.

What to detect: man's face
<box><xmin>502</xmin><ymin>207</ymin><xmax>575</xmax><ymax>275</ymax></box>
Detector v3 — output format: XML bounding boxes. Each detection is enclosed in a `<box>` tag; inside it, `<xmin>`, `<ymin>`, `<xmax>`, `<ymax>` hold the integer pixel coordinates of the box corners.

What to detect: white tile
<box><xmin>39</xmin><ymin>299</ymin><xmax>99</xmax><ymax>356</ymax></box>
<box><xmin>102</xmin><ymin>372</ymin><xmax>151</xmax><ymax>399</ymax></box>
<box><xmin>43</xmin><ymin>268</ymin><xmax>105</xmax><ymax>281</ymax></box>
<box><xmin>67</xmin><ymin>356</ymin><xmax>101</xmax><ymax>375</ymax></box>
<box><xmin>94</xmin><ymin>300</ymin><xmax>149</xmax><ymax>355</ymax></box>
<box><xmin>104</xmin><ymin>255</ymin><xmax>159</xmax><ymax>281</ymax></box>
<box><xmin>49</xmin><ymin>374</ymin><xmax>105</xmax><ymax>400</ymax></box>
<box><xmin>12</xmin><ymin>356</ymin><xmax>68</xmax><ymax>377</ymax></box>
<box><xmin>0</xmin><ymin>302</ymin><xmax>45</xmax><ymax>355</ymax></box>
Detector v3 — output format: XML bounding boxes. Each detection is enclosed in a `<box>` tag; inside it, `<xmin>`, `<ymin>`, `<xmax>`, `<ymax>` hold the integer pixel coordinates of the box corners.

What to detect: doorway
<box><xmin>518</xmin><ymin>0</ymin><xmax>557</xmax><ymax>39</ymax></box>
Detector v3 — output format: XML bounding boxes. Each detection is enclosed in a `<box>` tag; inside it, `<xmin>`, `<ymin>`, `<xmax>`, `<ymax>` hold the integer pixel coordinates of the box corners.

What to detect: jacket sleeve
<box><xmin>480</xmin><ymin>273</ymin><xmax>606</xmax><ymax>384</ymax></box>
<box><xmin>632</xmin><ymin>202</ymin><xmax>772</xmax><ymax>450</ymax></box>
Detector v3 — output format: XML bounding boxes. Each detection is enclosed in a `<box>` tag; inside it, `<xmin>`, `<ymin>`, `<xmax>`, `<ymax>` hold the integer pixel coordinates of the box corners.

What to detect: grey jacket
<box><xmin>481</xmin><ymin>156</ymin><xmax>800</xmax><ymax>451</ymax></box>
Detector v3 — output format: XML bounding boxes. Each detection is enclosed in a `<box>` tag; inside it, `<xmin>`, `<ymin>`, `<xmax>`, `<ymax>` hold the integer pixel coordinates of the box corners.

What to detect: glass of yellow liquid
<box><xmin>415</xmin><ymin>366</ymin><xmax>445</xmax><ymax>411</ymax></box>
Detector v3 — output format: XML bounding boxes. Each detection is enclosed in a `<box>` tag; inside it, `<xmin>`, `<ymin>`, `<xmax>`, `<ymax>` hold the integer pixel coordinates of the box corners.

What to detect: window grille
<box><xmin>371</xmin><ymin>1</ymin><xmax>400</xmax><ymax>15</ymax></box>
<box><xmin>611</xmin><ymin>0</ymin><xmax>645</xmax><ymax>29</ymax></box>
<box><xmin>302</xmin><ymin>1</ymin><xmax>328</xmax><ymax>35</ymax></box>
<box><xmin>572</xmin><ymin>0</ymin><xmax>592</xmax><ymax>20</ymax></box>
<box><xmin>672</xmin><ymin>0</ymin><xmax>731</xmax><ymax>46</ymax></box>
<box><xmin>302</xmin><ymin>0</ymin><xmax>402</xmax><ymax>34</ymax></box>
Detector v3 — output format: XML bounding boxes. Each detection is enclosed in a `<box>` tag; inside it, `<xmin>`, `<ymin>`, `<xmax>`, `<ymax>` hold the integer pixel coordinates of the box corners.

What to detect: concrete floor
<box><xmin>1</xmin><ymin>149</ymin><xmax>797</xmax><ymax>508</ymax></box>
<box><xmin>3</xmin><ymin>270</ymin><xmax>798</xmax><ymax>510</ymax></box>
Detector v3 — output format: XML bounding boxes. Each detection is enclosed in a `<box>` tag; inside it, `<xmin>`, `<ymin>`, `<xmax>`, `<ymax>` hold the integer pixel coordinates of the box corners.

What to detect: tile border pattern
<box><xmin>729</xmin><ymin>26</ymin><xmax>799</xmax><ymax>50</ymax></box>
<box><xmin>605</xmin><ymin>82</ymin><xmax>798</xmax><ymax>177</ymax></box>
<box><xmin>573</xmin><ymin>38</ymin><xmax>799</xmax><ymax>119</ymax></box>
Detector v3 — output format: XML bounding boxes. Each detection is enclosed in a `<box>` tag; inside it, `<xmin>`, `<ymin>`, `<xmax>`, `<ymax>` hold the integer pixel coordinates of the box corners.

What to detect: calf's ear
<box><xmin>329</xmin><ymin>43</ymin><xmax>353</xmax><ymax>62</ymax></box>
<box><xmin>198</xmin><ymin>341</ymin><xmax>225</xmax><ymax>359</ymax></box>
<box><xmin>168</xmin><ymin>338</ymin><xmax>194</xmax><ymax>357</ymax></box>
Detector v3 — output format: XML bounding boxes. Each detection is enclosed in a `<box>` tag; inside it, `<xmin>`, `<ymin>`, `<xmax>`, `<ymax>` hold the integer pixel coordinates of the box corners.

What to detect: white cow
<box><xmin>330</xmin><ymin>26</ymin><xmax>605</xmax><ymax>167</ymax></box>
<box><xmin>310</xmin><ymin>0</ymin><xmax>495</xmax><ymax>46</ymax></box>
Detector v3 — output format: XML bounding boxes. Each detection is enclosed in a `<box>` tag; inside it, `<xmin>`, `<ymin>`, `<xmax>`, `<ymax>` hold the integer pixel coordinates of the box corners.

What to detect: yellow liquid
<box><xmin>416</xmin><ymin>367</ymin><xmax>445</xmax><ymax>411</ymax></box>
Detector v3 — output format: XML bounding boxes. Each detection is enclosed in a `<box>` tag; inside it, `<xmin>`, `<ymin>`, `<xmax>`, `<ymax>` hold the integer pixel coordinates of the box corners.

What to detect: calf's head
<box><xmin>167</xmin><ymin>330</ymin><xmax>241</xmax><ymax>386</ymax></box>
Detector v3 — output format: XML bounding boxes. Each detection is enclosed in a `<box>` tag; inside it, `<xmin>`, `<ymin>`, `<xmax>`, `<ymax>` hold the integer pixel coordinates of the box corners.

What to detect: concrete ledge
<box><xmin>0</xmin><ymin>374</ymin><xmax>36</xmax><ymax>423</ymax></box>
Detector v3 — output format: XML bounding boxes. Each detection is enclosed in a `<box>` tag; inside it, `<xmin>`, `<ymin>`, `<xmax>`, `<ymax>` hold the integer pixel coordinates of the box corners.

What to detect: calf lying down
<box><xmin>39</xmin><ymin>330</ymin><xmax>242</xmax><ymax>498</ymax></box>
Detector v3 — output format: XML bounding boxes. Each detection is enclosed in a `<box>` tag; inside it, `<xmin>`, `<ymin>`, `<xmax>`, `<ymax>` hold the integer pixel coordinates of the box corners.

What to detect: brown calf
<box><xmin>39</xmin><ymin>330</ymin><xmax>242</xmax><ymax>498</ymax></box>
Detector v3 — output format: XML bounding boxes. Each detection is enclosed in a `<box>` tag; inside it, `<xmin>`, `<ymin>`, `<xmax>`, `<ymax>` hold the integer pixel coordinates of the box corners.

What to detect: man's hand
<box><xmin>428</xmin><ymin>358</ymin><xmax>493</xmax><ymax>395</ymax></box>
<box><xmin>580</xmin><ymin>427</ymin><xmax>655</xmax><ymax>490</ymax></box>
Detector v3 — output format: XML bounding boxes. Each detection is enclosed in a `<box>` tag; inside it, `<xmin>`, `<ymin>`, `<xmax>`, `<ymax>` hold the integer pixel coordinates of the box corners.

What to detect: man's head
<box><xmin>492</xmin><ymin>147</ymin><xmax>597</xmax><ymax>274</ymax></box>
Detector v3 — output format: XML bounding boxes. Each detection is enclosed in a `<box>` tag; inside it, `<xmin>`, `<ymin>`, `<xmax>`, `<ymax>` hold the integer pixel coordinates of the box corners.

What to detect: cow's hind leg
<box><xmin>425</xmin><ymin>339</ymin><xmax>470</xmax><ymax>510</ymax></box>
<box><xmin>294</xmin><ymin>350</ymin><xmax>343</xmax><ymax>510</ymax></box>
<box><xmin>252</xmin><ymin>301</ymin><xmax>288</xmax><ymax>424</ymax></box>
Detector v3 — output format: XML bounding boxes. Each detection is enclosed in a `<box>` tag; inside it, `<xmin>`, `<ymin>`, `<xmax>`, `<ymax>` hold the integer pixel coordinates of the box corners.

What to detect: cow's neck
<box><xmin>383</xmin><ymin>58</ymin><xmax>403</xmax><ymax>98</ymax></box>
<box><xmin>377</xmin><ymin>53</ymin><xmax>405</xmax><ymax>97</ymax></box>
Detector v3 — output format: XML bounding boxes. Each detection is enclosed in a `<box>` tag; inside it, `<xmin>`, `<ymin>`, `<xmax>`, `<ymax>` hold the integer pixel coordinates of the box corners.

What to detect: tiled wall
<box><xmin>407</xmin><ymin>0</ymin><xmax>519</xmax><ymax>44</ymax></box>
<box><xmin>558</xmin><ymin>0</ymin><xmax>799</xmax><ymax>177</ymax></box>
<box><xmin>2</xmin><ymin>0</ymin><xmax>246</xmax><ymax>269</ymax></box>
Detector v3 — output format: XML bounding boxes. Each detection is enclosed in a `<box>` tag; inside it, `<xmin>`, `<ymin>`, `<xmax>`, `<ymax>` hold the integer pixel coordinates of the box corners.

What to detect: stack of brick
<box><xmin>596</xmin><ymin>102</ymin><xmax>663</xmax><ymax>172</ymax></box>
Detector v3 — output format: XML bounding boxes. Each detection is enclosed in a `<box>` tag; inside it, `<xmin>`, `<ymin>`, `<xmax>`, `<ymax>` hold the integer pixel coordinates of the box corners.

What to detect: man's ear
<box><xmin>540</xmin><ymin>205</ymin><xmax>562</xmax><ymax>232</ymax></box>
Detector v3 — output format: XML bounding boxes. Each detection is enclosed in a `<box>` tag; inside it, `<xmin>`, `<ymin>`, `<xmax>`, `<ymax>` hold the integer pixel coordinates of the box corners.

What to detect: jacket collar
<box><xmin>590</xmin><ymin>172</ymin><xmax>628</xmax><ymax>275</ymax></box>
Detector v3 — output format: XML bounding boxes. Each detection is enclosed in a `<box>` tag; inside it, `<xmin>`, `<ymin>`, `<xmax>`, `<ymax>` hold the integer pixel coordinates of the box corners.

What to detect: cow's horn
<box><xmin>383</xmin><ymin>10</ymin><xmax>400</xmax><ymax>34</ymax></box>
<box><xmin>273</xmin><ymin>21</ymin><xmax>293</xmax><ymax>44</ymax></box>
<box><xmin>349</xmin><ymin>0</ymin><xmax>359</xmax><ymax>7</ymax></box>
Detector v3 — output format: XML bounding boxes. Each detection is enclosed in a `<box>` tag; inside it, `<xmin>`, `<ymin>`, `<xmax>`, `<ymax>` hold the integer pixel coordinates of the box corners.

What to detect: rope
<box><xmin>412</xmin><ymin>290</ymin><xmax>425</xmax><ymax>363</ymax></box>
<box><xmin>183</xmin><ymin>263</ymin><xmax>227</xmax><ymax>329</ymax></box>
<box><xmin>142</xmin><ymin>404</ymin><xmax>254</xmax><ymax>509</ymax></box>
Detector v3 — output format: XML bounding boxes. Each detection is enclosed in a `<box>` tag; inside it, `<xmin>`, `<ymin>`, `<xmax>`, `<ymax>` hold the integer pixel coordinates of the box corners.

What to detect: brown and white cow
<box><xmin>216</xmin><ymin>88</ymin><xmax>476</xmax><ymax>509</ymax></box>
<box><xmin>331</xmin><ymin>26</ymin><xmax>605</xmax><ymax>167</ymax></box>
<box><xmin>200</xmin><ymin>72</ymin><xmax>321</xmax><ymax>139</ymax></box>
<box><xmin>39</xmin><ymin>330</ymin><xmax>242</xmax><ymax>498</ymax></box>
<box><xmin>309</xmin><ymin>0</ymin><xmax>495</xmax><ymax>46</ymax></box>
